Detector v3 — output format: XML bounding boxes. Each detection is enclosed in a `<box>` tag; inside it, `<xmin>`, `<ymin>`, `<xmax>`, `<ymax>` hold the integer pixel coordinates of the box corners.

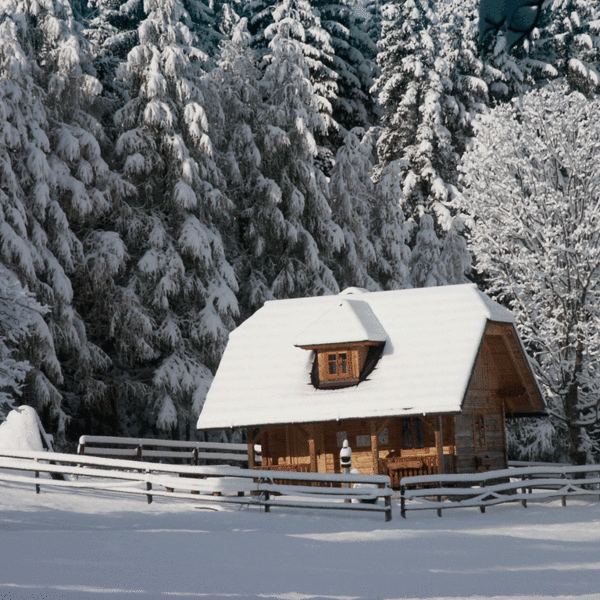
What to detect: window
<box><xmin>304</xmin><ymin>341</ymin><xmax>385</xmax><ymax>389</ymax></box>
<box><xmin>316</xmin><ymin>348</ymin><xmax>359</xmax><ymax>387</ymax></box>
<box><xmin>401</xmin><ymin>418</ymin><xmax>424</xmax><ymax>449</ymax></box>
<box><xmin>328</xmin><ymin>353</ymin><xmax>348</xmax><ymax>375</ymax></box>
<box><xmin>474</xmin><ymin>414</ymin><xmax>486</xmax><ymax>450</ymax></box>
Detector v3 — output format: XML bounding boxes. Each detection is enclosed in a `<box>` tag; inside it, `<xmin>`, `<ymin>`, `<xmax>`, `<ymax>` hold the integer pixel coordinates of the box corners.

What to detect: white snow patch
<box><xmin>0</xmin><ymin>406</ymin><xmax>44</xmax><ymax>451</ymax></box>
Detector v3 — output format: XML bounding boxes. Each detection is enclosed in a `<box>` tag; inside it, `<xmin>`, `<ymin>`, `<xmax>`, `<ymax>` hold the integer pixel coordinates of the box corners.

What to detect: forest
<box><xmin>1</xmin><ymin>0</ymin><xmax>600</xmax><ymax>464</ymax></box>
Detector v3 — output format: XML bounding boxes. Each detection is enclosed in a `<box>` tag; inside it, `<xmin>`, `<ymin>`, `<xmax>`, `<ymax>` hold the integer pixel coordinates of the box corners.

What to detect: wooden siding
<box><xmin>455</xmin><ymin>340</ymin><xmax>507</xmax><ymax>473</ymax></box>
<box><xmin>259</xmin><ymin>414</ymin><xmax>457</xmax><ymax>482</ymax></box>
<box><xmin>255</xmin><ymin>327</ymin><xmax>541</xmax><ymax>480</ymax></box>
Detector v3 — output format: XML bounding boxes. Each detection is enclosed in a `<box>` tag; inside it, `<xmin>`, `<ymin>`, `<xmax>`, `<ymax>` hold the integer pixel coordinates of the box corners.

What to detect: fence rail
<box><xmin>78</xmin><ymin>435</ymin><xmax>249</xmax><ymax>466</ymax></box>
<box><xmin>400</xmin><ymin>464</ymin><xmax>600</xmax><ymax>517</ymax></box>
<box><xmin>0</xmin><ymin>450</ymin><xmax>393</xmax><ymax>521</ymax></box>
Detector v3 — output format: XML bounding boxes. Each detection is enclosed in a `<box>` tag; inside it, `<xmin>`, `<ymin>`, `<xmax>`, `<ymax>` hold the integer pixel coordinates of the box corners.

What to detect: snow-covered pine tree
<box><xmin>369</xmin><ymin>159</ymin><xmax>412</xmax><ymax>290</ymax></box>
<box><xmin>111</xmin><ymin>0</ymin><xmax>239</xmax><ymax>438</ymax></box>
<box><xmin>246</xmin><ymin>4</ymin><xmax>343</xmax><ymax>301</ymax></box>
<box><xmin>328</xmin><ymin>127</ymin><xmax>380</xmax><ymax>290</ymax></box>
<box><xmin>460</xmin><ymin>83</ymin><xmax>600</xmax><ymax>464</ymax></box>
<box><xmin>478</xmin><ymin>0</ymin><xmax>600</xmax><ymax>98</ymax></box>
<box><xmin>242</xmin><ymin>0</ymin><xmax>339</xmax><ymax>168</ymax></box>
<box><xmin>83</xmin><ymin>0</ymin><xmax>145</xmax><ymax>129</ymax></box>
<box><xmin>312</xmin><ymin>0</ymin><xmax>381</xmax><ymax>136</ymax></box>
<box><xmin>210</xmin><ymin>18</ymin><xmax>277</xmax><ymax>316</ymax></box>
<box><xmin>526</xmin><ymin>0</ymin><xmax>600</xmax><ymax>93</ymax></box>
<box><xmin>0</xmin><ymin>0</ymin><xmax>125</xmax><ymax>442</ymax></box>
<box><xmin>409</xmin><ymin>213</ymin><xmax>445</xmax><ymax>287</ymax></box>
<box><xmin>0</xmin><ymin>265</ymin><xmax>47</xmax><ymax>421</ymax></box>
<box><xmin>372</xmin><ymin>0</ymin><xmax>475</xmax><ymax>286</ymax></box>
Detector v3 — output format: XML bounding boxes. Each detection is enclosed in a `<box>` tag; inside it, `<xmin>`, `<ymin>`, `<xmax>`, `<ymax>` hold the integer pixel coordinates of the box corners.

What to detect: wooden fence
<box><xmin>0</xmin><ymin>449</ymin><xmax>393</xmax><ymax>521</ymax></box>
<box><xmin>78</xmin><ymin>435</ymin><xmax>249</xmax><ymax>466</ymax></box>
<box><xmin>400</xmin><ymin>464</ymin><xmax>600</xmax><ymax>518</ymax></box>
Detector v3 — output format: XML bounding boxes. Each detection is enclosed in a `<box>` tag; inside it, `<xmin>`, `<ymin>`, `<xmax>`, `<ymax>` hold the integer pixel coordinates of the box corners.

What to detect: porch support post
<box><xmin>247</xmin><ymin>427</ymin><xmax>256</xmax><ymax>469</ymax></box>
<box><xmin>435</xmin><ymin>416</ymin><xmax>444</xmax><ymax>474</ymax></box>
<box><xmin>308</xmin><ymin>424</ymin><xmax>318</xmax><ymax>473</ymax></box>
<box><xmin>371</xmin><ymin>420</ymin><xmax>380</xmax><ymax>475</ymax></box>
<box><xmin>261</xmin><ymin>428</ymin><xmax>269</xmax><ymax>467</ymax></box>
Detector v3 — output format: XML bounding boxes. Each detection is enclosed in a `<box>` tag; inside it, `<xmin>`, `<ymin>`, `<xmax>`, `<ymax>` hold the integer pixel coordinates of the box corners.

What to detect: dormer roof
<box><xmin>294</xmin><ymin>298</ymin><xmax>387</xmax><ymax>348</ymax></box>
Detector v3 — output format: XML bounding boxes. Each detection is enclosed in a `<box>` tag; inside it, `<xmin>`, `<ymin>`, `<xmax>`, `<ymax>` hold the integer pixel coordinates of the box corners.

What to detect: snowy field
<box><xmin>1</xmin><ymin>476</ymin><xmax>599</xmax><ymax>600</ymax></box>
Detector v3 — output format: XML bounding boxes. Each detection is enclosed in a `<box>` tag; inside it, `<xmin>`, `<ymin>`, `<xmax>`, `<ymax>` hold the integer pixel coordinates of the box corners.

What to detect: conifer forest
<box><xmin>2</xmin><ymin>0</ymin><xmax>600</xmax><ymax>464</ymax></box>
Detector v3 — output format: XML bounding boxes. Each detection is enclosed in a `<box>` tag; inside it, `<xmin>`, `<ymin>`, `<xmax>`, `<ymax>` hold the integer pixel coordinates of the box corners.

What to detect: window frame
<box><xmin>401</xmin><ymin>417</ymin><xmax>425</xmax><ymax>450</ymax></box>
<box><xmin>304</xmin><ymin>341</ymin><xmax>385</xmax><ymax>390</ymax></box>
<box><xmin>317</xmin><ymin>348</ymin><xmax>358</xmax><ymax>386</ymax></box>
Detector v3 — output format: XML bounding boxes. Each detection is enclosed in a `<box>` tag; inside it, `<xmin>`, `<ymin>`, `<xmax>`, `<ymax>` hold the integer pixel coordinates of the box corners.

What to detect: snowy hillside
<box><xmin>0</xmin><ymin>475</ymin><xmax>599</xmax><ymax>600</ymax></box>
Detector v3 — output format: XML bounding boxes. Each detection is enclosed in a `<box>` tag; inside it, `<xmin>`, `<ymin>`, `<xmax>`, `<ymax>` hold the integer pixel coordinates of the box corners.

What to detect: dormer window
<box><xmin>294</xmin><ymin>296</ymin><xmax>387</xmax><ymax>390</ymax></box>
<box><xmin>317</xmin><ymin>348</ymin><xmax>359</xmax><ymax>387</ymax></box>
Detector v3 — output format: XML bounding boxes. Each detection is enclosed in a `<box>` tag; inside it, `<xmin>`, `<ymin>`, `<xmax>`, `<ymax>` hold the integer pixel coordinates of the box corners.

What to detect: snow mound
<box><xmin>0</xmin><ymin>406</ymin><xmax>44</xmax><ymax>451</ymax></box>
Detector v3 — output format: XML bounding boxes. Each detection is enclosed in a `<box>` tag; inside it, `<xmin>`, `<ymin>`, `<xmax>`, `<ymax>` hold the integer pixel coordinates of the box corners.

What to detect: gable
<box><xmin>481</xmin><ymin>322</ymin><xmax>546</xmax><ymax>414</ymax></box>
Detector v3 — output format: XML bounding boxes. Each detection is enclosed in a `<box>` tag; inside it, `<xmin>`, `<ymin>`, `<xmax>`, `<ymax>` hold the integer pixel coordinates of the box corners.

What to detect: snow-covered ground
<box><xmin>1</xmin><ymin>474</ymin><xmax>599</xmax><ymax>600</ymax></box>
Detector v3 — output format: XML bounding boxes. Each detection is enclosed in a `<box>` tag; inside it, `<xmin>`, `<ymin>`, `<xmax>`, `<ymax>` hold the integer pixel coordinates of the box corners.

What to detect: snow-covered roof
<box><xmin>197</xmin><ymin>284</ymin><xmax>518</xmax><ymax>430</ymax></box>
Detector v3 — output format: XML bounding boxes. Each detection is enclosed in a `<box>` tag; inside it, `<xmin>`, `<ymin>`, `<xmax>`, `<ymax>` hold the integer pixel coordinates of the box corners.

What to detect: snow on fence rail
<box><xmin>77</xmin><ymin>435</ymin><xmax>249</xmax><ymax>466</ymax></box>
<box><xmin>400</xmin><ymin>464</ymin><xmax>600</xmax><ymax>518</ymax></box>
<box><xmin>0</xmin><ymin>450</ymin><xmax>393</xmax><ymax>521</ymax></box>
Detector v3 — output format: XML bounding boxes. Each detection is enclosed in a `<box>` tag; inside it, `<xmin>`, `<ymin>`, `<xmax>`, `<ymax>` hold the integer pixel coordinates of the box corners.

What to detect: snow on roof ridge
<box><xmin>339</xmin><ymin>286</ymin><xmax>369</xmax><ymax>295</ymax></box>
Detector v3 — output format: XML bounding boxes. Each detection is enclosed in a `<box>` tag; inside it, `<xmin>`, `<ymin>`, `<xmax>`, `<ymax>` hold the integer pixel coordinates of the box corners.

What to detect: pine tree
<box><xmin>328</xmin><ymin>127</ymin><xmax>379</xmax><ymax>290</ymax></box>
<box><xmin>370</xmin><ymin>160</ymin><xmax>412</xmax><ymax>290</ymax></box>
<box><xmin>242</xmin><ymin>0</ymin><xmax>339</xmax><ymax>168</ymax></box>
<box><xmin>410</xmin><ymin>213</ymin><xmax>446</xmax><ymax>287</ymax></box>
<box><xmin>478</xmin><ymin>0</ymin><xmax>600</xmax><ymax>97</ymax></box>
<box><xmin>0</xmin><ymin>265</ymin><xmax>47</xmax><ymax>421</ymax></box>
<box><xmin>109</xmin><ymin>0</ymin><xmax>239</xmax><ymax>437</ymax></box>
<box><xmin>313</xmin><ymin>0</ymin><xmax>381</xmax><ymax>136</ymax></box>
<box><xmin>0</xmin><ymin>0</ymin><xmax>123</xmax><ymax>442</ymax></box>
<box><xmin>372</xmin><ymin>0</ymin><xmax>476</xmax><ymax>286</ymax></box>
<box><xmin>528</xmin><ymin>0</ymin><xmax>600</xmax><ymax>93</ymax></box>
<box><xmin>210</xmin><ymin>18</ymin><xmax>276</xmax><ymax>315</ymax></box>
<box><xmin>247</xmin><ymin>3</ymin><xmax>343</xmax><ymax>302</ymax></box>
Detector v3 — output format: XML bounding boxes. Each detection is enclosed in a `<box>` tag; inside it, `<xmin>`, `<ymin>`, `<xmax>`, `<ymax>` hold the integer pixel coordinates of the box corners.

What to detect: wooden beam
<box><xmin>499</xmin><ymin>398</ymin><xmax>508</xmax><ymax>469</ymax></box>
<box><xmin>247</xmin><ymin>427</ymin><xmax>255</xmax><ymax>469</ymax></box>
<box><xmin>371</xmin><ymin>420</ymin><xmax>380</xmax><ymax>475</ymax></box>
<box><xmin>307</xmin><ymin>424</ymin><xmax>317</xmax><ymax>473</ymax></box>
<box><xmin>261</xmin><ymin>429</ymin><xmax>269</xmax><ymax>467</ymax></box>
<box><xmin>435</xmin><ymin>416</ymin><xmax>444</xmax><ymax>475</ymax></box>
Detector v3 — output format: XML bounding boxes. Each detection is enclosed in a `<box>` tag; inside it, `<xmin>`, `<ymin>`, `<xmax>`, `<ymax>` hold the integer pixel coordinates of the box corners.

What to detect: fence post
<box><xmin>561</xmin><ymin>473</ymin><xmax>567</xmax><ymax>507</ymax></box>
<box><xmin>35</xmin><ymin>470</ymin><xmax>40</xmax><ymax>494</ymax></box>
<box><xmin>521</xmin><ymin>475</ymin><xmax>528</xmax><ymax>508</ymax></box>
<box><xmin>437</xmin><ymin>495</ymin><xmax>443</xmax><ymax>518</ymax></box>
<box><xmin>146</xmin><ymin>470</ymin><xmax>152</xmax><ymax>504</ymax></box>
<box><xmin>385</xmin><ymin>494</ymin><xmax>392</xmax><ymax>522</ymax></box>
<box><xmin>263</xmin><ymin>489</ymin><xmax>270</xmax><ymax>513</ymax></box>
<box><xmin>137</xmin><ymin>445</ymin><xmax>143</xmax><ymax>461</ymax></box>
<box><xmin>400</xmin><ymin>484</ymin><xmax>406</xmax><ymax>518</ymax></box>
<box><xmin>192</xmin><ymin>447</ymin><xmax>198</xmax><ymax>466</ymax></box>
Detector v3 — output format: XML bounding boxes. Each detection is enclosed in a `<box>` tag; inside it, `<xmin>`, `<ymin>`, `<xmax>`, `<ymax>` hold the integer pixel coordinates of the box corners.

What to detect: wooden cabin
<box><xmin>197</xmin><ymin>284</ymin><xmax>545</xmax><ymax>487</ymax></box>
